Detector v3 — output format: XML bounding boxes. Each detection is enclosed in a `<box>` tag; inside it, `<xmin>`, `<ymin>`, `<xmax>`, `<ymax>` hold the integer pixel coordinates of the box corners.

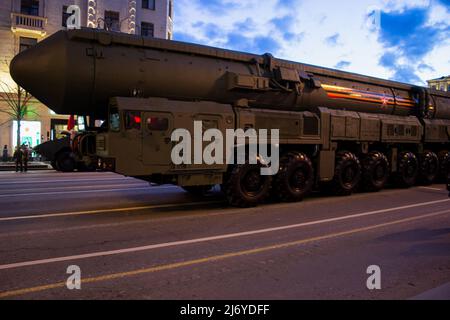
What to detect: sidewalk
<box><xmin>0</xmin><ymin>161</ymin><xmax>52</xmax><ymax>171</ymax></box>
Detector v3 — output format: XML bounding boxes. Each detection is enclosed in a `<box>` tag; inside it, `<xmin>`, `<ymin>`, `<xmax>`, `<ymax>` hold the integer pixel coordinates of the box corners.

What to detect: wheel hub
<box><xmin>242</xmin><ymin>170</ymin><xmax>263</xmax><ymax>195</ymax></box>
<box><xmin>290</xmin><ymin>168</ymin><xmax>307</xmax><ymax>191</ymax></box>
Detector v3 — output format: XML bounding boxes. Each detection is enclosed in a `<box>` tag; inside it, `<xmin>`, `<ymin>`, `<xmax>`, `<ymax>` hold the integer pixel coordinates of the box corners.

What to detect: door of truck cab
<box><xmin>142</xmin><ymin>112</ymin><xmax>174</xmax><ymax>165</ymax></box>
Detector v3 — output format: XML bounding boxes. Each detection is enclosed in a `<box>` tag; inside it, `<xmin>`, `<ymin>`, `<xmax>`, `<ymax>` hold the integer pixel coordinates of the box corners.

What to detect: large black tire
<box><xmin>395</xmin><ymin>152</ymin><xmax>418</xmax><ymax>188</ymax></box>
<box><xmin>419</xmin><ymin>151</ymin><xmax>439</xmax><ymax>185</ymax></box>
<box><xmin>56</xmin><ymin>151</ymin><xmax>75</xmax><ymax>173</ymax></box>
<box><xmin>361</xmin><ymin>151</ymin><xmax>389</xmax><ymax>192</ymax></box>
<box><xmin>50</xmin><ymin>160</ymin><xmax>58</xmax><ymax>171</ymax></box>
<box><xmin>438</xmin><ymin>150</ymin><xmax>450</xmax><ymax>181</ymax></box>
<box><xmin>182</xmin><ymin>185</ymin><xmax>214</xmax><ymax>196</ymax></box>
<box><xmin>330</xmin><ymin>151</ymin><xmax>361</xmax><ymax>196</ymax></box>
<box><xmin>224</xmin><ymin>163</ymin><xmax>272</xmax><ymax>207</ymax></box>
<box><xmin>274</xmin><ymin>152</ymin><xmax>314</xmax><ymax>202</ymax></box>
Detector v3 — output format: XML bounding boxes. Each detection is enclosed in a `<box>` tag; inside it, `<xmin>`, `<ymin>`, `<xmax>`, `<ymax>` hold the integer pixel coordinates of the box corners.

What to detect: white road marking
<box><xmin>419</xmin><ymin>187</ymin><xmax>445</xmax><ymax>191</ymax></box>
<box><xmin>0</xmin><ymin>199</ymin><xmax>449</xmax><ymax>270</ymax></box>
<box><xmin>0</xmin><ymin>183</ymin><xmax>148</xmax><ymax>194</ymax></box>
<box><xmin>0</xmin><ymin>177</ymin><xmax>130</xmax><ymax>185</ymax></box>
<box><xmin>0</xmin><ymin>185</ymin><xmax>179</xmax><ymax>198</ymax></box>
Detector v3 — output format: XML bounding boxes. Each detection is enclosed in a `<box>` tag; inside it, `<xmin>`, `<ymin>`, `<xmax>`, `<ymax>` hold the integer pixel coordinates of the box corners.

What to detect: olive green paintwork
<box><xmin>9</xmin><ymin>29</ymin><xmax>450</xmax><ymax>187</ymax></box>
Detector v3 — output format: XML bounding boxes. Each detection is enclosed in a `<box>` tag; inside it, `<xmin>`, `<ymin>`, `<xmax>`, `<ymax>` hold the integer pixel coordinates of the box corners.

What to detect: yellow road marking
<box><xmin>1</xmin><ymin>209</ymin><xmax>448</xmax><ymax>299</ymax></box>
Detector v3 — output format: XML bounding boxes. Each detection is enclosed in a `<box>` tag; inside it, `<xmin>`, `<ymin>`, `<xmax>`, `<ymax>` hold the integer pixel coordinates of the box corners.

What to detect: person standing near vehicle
<box><xmin>22</xmin><ymin>144</ymin><xmax>30</xmax><ymax>172</ymax></box>
<box><xmin>2</xmin><ymin>145</ymin><xmax>7</xmax><ymax>162</ymax></box>
<box><xmin>13</xmin><ymin>146</ymin><xmax>23</xmax><ymax>172</ymax></box>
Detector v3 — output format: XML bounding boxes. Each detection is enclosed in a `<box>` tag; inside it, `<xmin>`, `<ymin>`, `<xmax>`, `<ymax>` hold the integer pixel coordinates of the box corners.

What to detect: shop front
<box><xmin>12</xmin><ymin>120</ymin><xmax>41</xmax><ymax>150</ymax></box>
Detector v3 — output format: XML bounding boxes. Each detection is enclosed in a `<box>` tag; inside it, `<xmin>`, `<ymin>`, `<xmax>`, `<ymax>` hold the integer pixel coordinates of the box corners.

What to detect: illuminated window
<box><xmin>21</xmin><ymin>0</ymin><xmax>39</xmax><ymax>16</ymax></box>
<box><xmin>142</xmin><ymin>0</ymin><xmax>156</xmax><ymax>10</ymax></box>
<box><xmin>141</xmin><ymin>22</ymin><xmax>154</xmax><ymax>37</ymax></box>
<box><xmin>12</xmin><ymin>121</ymin><xmax>41</xmax><ymax>149</ymax></box>
<box><xmin>19</xmin><ymin>37</ymin><xmax>37</xmax><ymax>52</ymax></box>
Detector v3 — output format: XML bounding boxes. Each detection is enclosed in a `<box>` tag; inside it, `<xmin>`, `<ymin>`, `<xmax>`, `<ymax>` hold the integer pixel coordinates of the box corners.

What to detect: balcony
<box><xmin>11</xmin><ymin>12</ymin><xmax>47</xmax><ymax>37</ymax></box>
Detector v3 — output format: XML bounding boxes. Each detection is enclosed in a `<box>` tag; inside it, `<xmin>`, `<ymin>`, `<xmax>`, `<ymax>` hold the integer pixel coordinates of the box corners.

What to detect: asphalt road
<box><xmin>0</xmin><ymin>170</ymin><xmax>449</xmax><ymax>300</ymax></box>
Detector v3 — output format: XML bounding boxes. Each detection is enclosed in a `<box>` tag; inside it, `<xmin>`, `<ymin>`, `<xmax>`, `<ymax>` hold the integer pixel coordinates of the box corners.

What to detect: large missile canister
<box><xmin>10</xmin><ymin>28</ymin><xmax>450</xmax><ymax>119</ymax></box>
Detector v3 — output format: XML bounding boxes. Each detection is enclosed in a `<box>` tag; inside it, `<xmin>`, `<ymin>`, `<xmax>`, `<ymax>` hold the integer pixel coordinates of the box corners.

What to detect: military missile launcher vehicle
<box><xmin>10</xmin><ymin>29</ymin><xmax>450</xmax><ymax>207</ymax></box>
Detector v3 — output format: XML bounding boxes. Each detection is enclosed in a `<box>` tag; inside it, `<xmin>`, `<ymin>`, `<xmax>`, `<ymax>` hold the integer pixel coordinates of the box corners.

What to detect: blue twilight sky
<box><xmin>172</xmin><ymin>0</ymin><xmax>450</xmax><ymax>85</ymax></box>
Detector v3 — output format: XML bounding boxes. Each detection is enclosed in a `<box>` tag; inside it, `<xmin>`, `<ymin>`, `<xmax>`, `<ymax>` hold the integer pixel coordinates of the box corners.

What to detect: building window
<box><xmin>440</xmin><ymin>85</ymin><xmax>445</xmax><ymax>91</ymax></box>
<box><xmin>142</xmin><ymin>0</ymin><xmax>156</xmax><ymax>10</ymax></box>
<box><xmin>62</xmin><ymin>5</ymin><xmax>71</xmax><ymax>27</ymax></box>
<box><xmin>21</xmin><ymin>0</ymin><xmax>40</xmax><ymax>16</ymax></box>
<box><xmin>104</xmin><ymin>11</ymin><xmax>120</xmax><ymax>31</ymax></box>
<box><xmin>447</xmin><ymin>84</ymin><xmax>450</xmax><ymax>92</ymax></box>
<box><xmin>141</xmin><ymin>22</ymin><xmax>154</xmax><ymax>37</ymax></box>
<box><xmin>19</xmin><ymin>37</ymin><xmax>37</xmax><ymax>52</ymax></box>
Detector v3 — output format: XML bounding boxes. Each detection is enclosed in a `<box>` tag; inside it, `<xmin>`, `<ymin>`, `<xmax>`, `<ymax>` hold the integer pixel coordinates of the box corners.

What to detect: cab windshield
<box><xmin>109</xmin><ymin>107</ymin><xmax>120</xmax><ymax>132</ymax></box>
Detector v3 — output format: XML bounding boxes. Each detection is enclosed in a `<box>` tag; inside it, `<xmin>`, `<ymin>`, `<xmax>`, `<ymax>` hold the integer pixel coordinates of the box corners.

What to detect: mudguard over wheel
<box><xmin>395</xmin><ymin>152</ymin><xmax>418</xmax><ymax>188</ymax></box>
<box><xmin>224</xmin><ymin>163</ymin><xmax>272</xmax><ymax>207</ymax></box>
<box><xmin>361</xmin><ymin>151</ymin><xmax>389</xmax><ymax>192</ymax></box>
<box><xmin>274</xmin><ymin>152</ymin><xmax>314</xmax><ymax>202</ymax></box>
<box><xmin>330</xmin><ymin>151</ymin><xmax>361</xmax><ymax>196</ymax></box>
<box><xmin>419</xmin><ymin>151</ymin><xmax>439</xmax><ymax>185</ymax></box>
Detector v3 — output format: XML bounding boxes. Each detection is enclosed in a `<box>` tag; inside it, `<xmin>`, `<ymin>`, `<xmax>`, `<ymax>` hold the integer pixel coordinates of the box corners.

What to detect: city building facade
<box><xmin>427</xmin><ymin>75</ymin><xmax>450</xmax><ymax>92</ymax></box>
<box><xmin>0</xmin><ymin>0</ymin><xmax>173</xmax><ymax>158</ymax></box>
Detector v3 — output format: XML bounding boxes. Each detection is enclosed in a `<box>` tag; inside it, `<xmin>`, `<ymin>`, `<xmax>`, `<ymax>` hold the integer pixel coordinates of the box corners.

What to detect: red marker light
<box><xmin>134</xmin><ymin>115</ymin><xmax>141</xmax><ymax>124</ymax></box>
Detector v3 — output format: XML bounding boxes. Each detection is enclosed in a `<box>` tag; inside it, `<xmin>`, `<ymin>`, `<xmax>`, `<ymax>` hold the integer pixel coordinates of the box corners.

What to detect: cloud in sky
<box><xmin>173</xmin><ymin>0</ymin><xmax>450</xmax><ymax>85</ymax></box>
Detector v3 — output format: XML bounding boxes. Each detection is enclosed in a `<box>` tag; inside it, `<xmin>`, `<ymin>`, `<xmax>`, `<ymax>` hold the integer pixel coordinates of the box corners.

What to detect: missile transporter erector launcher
<box><xmin>10</xmin><ymin>29</ymin><xmax>450</xmax><ymax>207</ymax></box>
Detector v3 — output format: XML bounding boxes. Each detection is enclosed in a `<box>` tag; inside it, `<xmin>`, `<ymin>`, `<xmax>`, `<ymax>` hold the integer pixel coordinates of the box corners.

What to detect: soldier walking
<box><xmin>13</xmin><ymin>146</ymin><xmax>23</xmax><ymax>172</ymax></box>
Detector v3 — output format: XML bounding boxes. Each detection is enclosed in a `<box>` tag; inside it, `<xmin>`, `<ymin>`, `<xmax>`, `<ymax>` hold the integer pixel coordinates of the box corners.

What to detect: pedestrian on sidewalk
<box><xmin>13</xmin><ymin>146</ymin><xmax>23</xmax><ymax>172</ymax></box>
<box><xmin>22</xmin><ymin>144</ymin><xmax>30</xmax><ymax>172</ymax></box>
<box><xmin>2</xmin><ymin>145</ymin><xmax>7</xmax><ymax>162</ymax></box>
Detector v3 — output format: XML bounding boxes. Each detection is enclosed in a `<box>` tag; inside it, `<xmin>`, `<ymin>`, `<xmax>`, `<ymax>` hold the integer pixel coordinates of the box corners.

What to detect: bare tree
<box><xmin>0</xmin><ymin>79</ymin><xmax>36</xmax><ymax>150</ymax></box>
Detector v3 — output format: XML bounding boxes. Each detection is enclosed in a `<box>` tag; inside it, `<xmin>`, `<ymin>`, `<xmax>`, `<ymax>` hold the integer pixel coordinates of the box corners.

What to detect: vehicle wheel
<box><xmin>274</xmin><ymin>152</ymin><xmax>314</xmax><ymax>202</ymax></box>
<box><xmin>331</xmin><ymin>151</ymin><xmax>361</xmax><ymax>196</ymax></box>
<box><xmin>56</xmin><ymin>152</ymin><xmax>75</xmax><ymax>173</ymax></box>
<box><xmin>182</xmin><ymin>185</ymin><xmax>214</xmax><ymax>196</ymax></box>
<box><xmin>419</xmin><ymin>151</ymin><xmax>439</xmax><ymax>185</ymax></box>
<box><xmin>224</xmin><ymin>163</ymin><xmax>272</xmax><ymax>207</ymax></box>
<box><xmin>50</xmin><ymin>160</ymin><xmax>58</xmax><ymax>171</ymax></box>
<box><xmin>438</xmin><ymin>150</ymin><xmax>450</xmax><ymax>181</ymax></box>
<box><xmin>361</xmin><ymin>151</ymin><xmax>389</xmax><ymax>192</ymax></box>
<box><xmin>395</xmin><ymin>152</ymin><xmax>418</xmax><ymax>188</ymax></box>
